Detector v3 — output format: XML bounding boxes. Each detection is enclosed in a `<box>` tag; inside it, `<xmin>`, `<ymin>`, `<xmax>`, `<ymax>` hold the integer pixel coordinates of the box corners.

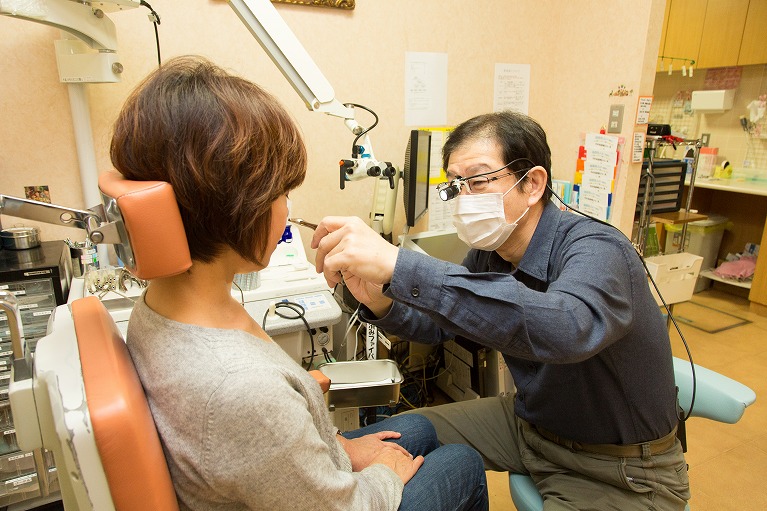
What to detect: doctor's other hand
<box><xmin>311</xmin><ymin>216</ymin><xmax>397</xmax><ymax>314</ymax></box>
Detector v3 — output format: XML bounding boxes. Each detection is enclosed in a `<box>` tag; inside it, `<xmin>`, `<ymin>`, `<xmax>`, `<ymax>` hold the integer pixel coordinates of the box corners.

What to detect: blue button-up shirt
<box><xmin>364</xmin><ymin>201</ymin><xmax>677</xmax><ymax>444</ymax></box>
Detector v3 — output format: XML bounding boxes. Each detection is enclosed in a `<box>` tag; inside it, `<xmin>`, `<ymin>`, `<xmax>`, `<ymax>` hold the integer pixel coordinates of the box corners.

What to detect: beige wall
<box><xmin>1</xmin><ymin>0</ymin><xmax>664</xmax><ymax>260</ymax></box>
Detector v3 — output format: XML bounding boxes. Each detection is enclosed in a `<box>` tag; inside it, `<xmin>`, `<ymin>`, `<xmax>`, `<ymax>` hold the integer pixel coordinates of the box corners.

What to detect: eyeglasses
<box><xmin>436</xmin><ymin>157</ymin><xmax>536</xmax><ymax>201</ymax></box>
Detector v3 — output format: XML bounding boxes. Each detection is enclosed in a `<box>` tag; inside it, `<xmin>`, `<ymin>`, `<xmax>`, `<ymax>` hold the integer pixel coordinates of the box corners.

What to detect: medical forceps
<box><xmin>288</xmin><ymin>218</ymin><xmax>318</xmax><ymax>230</ymax></box>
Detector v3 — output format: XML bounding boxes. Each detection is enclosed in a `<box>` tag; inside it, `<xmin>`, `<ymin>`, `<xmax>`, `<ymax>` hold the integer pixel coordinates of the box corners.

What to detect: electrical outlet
<box><xmin>701</xmin><ymin>133</ymin><xmax>711</xmax><ymax>147</ymax></box>
<box><xmin>608</xmin><ymin>104</ymin><xmax>625</xmax><ymax>134</ymax></box>
<box><xmin>332</xmin><ymin>407</ymin><xmax>360</xmax><ymax>432</ymax></box>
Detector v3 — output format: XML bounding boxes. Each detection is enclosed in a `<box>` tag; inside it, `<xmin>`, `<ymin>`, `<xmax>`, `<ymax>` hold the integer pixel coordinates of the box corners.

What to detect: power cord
<box><xmin>261</xmin><ymin>301</ymin><xmax>316</xmax><ymax>370</ymax></box>
<box><xmin>344</xmin><ymin>103</ymin><xmax>378</xmax><ymax>157</ymax></box>
<box><xmin>140</xmin><ymin>0</ymin><xmax>162</xmax><ymax>68</ymax></box>
<box><xmin>548</xmin><ymin>185</ymin><xmax>697</xmax><ymax>420</ymax></box>
<box><xmin>232</xmin><ymin>280</ymin><xmax>244</xmax><ymax>306</ymax></box>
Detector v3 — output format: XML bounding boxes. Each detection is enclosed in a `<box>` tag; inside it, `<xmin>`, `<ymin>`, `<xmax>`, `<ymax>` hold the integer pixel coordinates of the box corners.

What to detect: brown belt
<box><xmin>533</xmin><ymin>425</ymin><xmax>678</xmax><ymax>459</ymax></box>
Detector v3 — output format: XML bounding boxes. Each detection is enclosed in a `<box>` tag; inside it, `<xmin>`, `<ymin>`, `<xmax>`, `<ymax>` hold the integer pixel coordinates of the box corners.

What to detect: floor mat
<box><xmin>672</xmin><ymin>301</ymin><xmax>751</xmax><ymax>333</ymax></box>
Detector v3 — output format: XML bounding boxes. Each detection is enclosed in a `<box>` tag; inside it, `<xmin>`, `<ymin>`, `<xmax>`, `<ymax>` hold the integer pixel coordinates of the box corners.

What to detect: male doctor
<box><xmin>312</xmin><ymin>111</ymin><xmax>690</xmax><ymax>510</ymax></box>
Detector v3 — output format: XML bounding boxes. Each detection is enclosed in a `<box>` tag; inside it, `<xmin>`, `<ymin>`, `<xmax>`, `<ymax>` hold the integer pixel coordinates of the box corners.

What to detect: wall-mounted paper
<box><xmin>493</xmin><ymin>63</ymin><xmax>530</xmax><ymax>114</ymax></box>
<box><xmin>405</xmin><ymin>52</ymin><xmax>448</xmax><ymax>127</ymax></box>
<box><xmin>579</xmin><ymin>188</ymin><xmax>609</xmax><ymax>220</ymax></box>
<box><xmin>636</xmin><ymin>96</ymin><xmax>653</xmax><ymax>125</ymax></box>
<box><xmin>632</xmin><ymin>132</ymin><xmax>646</xmax><ymax>163</ymax></box>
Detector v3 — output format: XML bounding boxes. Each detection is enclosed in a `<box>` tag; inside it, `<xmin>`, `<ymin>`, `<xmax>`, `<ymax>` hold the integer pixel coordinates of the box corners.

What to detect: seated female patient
<box><xmin>109</xmin><ymin>56</ymin><xmax>488</xmax><ymax>511</ymax></box>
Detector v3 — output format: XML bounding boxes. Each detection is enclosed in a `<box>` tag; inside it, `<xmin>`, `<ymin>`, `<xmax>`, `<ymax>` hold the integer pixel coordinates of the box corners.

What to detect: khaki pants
<box><xmin>406</xmin><ymin>393</ymin><xmax>690</xmax><ymax>511</ymax></box>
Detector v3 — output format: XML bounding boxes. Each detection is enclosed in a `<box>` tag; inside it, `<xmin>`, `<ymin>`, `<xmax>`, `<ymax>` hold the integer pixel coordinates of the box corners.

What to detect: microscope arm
<box><xmin>0</xmin><ymin>195</ymin><xmax>121</xmax><ymax>244</ymax></box>
<box><xmin>0</xmin><ymin>0</ymin><xmax>139</xmax><ymax>51</ymax></box>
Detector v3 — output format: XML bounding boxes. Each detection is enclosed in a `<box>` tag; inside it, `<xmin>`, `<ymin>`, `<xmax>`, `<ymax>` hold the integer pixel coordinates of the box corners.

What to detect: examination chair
<box><xmin>6</xmin><ymin>171</ymin><xmax>333</xmax><ymax>510</ymax></box>
<box><xmin>7</xmin><ymin>172</ymin><xmax>192</xmax><ymax>510</ymax></box>
<box><xmin>508</xmin><ymin>357</ymin><xmax>757</xmax><ymax>511</ymax></box>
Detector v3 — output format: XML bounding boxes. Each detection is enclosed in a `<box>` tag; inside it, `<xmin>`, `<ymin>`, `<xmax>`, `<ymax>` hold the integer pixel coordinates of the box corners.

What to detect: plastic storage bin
<box><xmin>645</xmin><ymin>253</ymin><xmax>704</xmax><ymax>306</ymax></box>
<box><xmin>664</xmin><ymin>215</ymin><xmax>728</xmax><ymax>293</ymax></box>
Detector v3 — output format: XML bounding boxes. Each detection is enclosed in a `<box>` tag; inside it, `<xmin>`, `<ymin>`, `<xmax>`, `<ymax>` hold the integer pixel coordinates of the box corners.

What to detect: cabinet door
<box><xmin>657</xmin><ymin>0</ymin><xmax>673</xmax><ymax>72</ymax></box>
<box><xmin>738</xmin><ymin>1</ymin><xmax>767</xmax><ymax>66</ymax></box>
<box><xmin>663</xmin><ymin>0</ymin><xmax>707</xmax><ymax>66</ymax></box>
<box><xmin>697</xmin><ymin>0</ymin><xmax>749</xmax><ymax>69</ymax></box>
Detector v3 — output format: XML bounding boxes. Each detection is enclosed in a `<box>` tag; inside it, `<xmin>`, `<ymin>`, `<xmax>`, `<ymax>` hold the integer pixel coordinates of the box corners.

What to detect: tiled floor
<box><xmin>487</xmin><ymin>288</ymin><xmax>767</xmax><ymax>510</ymax></box>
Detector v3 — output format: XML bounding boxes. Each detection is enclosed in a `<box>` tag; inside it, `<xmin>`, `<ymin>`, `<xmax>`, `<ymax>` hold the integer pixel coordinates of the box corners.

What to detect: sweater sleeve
<box><xmin>200</xmin><ymin>368</ymin><xmax>403</xmax><ymax>511</ymax></box>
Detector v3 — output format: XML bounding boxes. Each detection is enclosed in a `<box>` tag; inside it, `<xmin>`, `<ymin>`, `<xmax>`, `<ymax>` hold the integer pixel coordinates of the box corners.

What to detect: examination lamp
<box><xmin>437</xmin><ymin>180</ymin><xmax>463</xmax><ymax>201</ymax></box>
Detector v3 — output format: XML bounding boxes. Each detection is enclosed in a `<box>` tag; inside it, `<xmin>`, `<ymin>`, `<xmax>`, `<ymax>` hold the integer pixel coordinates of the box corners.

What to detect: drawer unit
<box><xmin>0</xmin><ymin>241</ymin><xmax>71</xmax><ymax>507</ymax></box>
<box><xmin>0</xmin><ymin>472</ymin><xmax>41</xmax><ymax>505</ymax></box>
<box><xmin>0</xmin><ymin>451</ymin><xmax>36</xmax><ymax>481</ymax></box>
<box><xmin>0</xmin><ymin>429</ymin><xmax>19</xmax><ymax>457</ymax></box>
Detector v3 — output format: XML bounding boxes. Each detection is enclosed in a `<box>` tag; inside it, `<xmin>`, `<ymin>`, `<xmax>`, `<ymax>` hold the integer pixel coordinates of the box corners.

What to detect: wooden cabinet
<box><xmin>697</xmin><ymin>0</ymin><xmax>749</xmax><ymax>69</ymax></box>
<box><xmin>662</xmin><ymin>0</ymin><xmax>707</xmax><ymax>65</ymax></box>
<box><xmin>657</xmin><ymin>0</ymin><xmax>673</xmax><ymax>72</ymax></box>
<box><xmin>659</xmin><ymin>0</ymin><xmax>762</xmax><ymax>70</ymax></box>
<box><xmin>738</xmin><ymin>1</ymin><xmax>767</xmax><ymax>66</ymax></box>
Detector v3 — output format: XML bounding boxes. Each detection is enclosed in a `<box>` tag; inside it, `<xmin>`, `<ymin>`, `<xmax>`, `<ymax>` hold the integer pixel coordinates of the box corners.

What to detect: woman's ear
<box><xmin>526</xmin><ymin>166</ymin><xmax>549</xmax><ymax>205</ymax></box>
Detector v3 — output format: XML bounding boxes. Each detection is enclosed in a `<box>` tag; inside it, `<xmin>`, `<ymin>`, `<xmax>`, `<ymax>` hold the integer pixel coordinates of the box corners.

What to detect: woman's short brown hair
<box><xmin>110</xmin><ymin>56</ymin><xmax>307</xmax><ymax>265</ymax></box>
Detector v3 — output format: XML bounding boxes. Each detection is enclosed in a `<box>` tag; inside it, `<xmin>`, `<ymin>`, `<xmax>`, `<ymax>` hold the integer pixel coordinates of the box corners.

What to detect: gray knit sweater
<box><xmin>126</xmin><ymin>296</ymin><xmax>402</xmax><ymax>511</ymax></box>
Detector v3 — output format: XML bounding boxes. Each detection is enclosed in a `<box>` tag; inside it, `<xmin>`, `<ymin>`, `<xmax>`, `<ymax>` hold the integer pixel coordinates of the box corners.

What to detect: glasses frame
<box><xmin>437</xmin><ymin>157</ymin><xmax>536</xmax><ymax>201</ymax></box>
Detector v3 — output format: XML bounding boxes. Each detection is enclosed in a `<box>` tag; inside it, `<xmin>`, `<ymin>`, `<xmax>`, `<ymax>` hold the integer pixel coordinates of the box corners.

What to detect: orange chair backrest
<box><xmin>72</xmin><ymin>296</ymin><xmax>179</xmax><ymax>511</ymax></box>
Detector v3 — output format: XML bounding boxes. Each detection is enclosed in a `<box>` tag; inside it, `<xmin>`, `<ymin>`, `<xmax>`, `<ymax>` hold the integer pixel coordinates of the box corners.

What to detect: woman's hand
<box><xmin>338</xmin><ymin>431</ymin><xmax>412</xmax><ymax>472</ymax></box>
<box><xmin>370</xmin><ymin>449</ymin><xmax>424</xmax><ymax>485</ymax></box>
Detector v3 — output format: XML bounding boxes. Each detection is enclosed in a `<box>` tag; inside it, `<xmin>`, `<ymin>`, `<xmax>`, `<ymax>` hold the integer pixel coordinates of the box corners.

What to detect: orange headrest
<box><xmin>98</xmin><ymin>171</ymin><xmax>192</xmax><ymax>280</ymax></box>
<box><xmin>73</xmin><ymin>296</ymin><xmax>179</xmax><ymax>511</ymax></box>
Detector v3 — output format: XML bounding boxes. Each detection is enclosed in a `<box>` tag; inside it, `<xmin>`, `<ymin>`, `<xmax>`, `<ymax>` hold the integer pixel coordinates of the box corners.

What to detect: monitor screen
<box><xmin>403</xmin><ymin>130</ymin><xmax>432</xmax><ymax>227</ymax></box>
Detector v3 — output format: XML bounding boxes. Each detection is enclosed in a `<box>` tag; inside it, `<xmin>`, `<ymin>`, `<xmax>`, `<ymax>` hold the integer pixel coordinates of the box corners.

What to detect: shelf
<box><xmin>651</xmin><ymin>210</ymin><xmax>708</xmax><ymax>225</ymax></box>
<box><xmin>699</xmin><ymin>269</ymin><xmax>752</xmax><ymax>289</ymax></box>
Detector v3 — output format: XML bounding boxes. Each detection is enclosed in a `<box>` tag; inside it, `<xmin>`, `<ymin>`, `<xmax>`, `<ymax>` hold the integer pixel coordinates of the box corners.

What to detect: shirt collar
<box><xmin>514</xmin><ymin>201</ymin><xmax>560</xmax><ymax>282</ymax></box>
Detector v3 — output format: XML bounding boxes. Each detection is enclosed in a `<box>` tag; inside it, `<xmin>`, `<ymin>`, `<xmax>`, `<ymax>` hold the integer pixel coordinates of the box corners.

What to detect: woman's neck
<box><xmin>144</xmin><ymin>252</ymin><xmax>267</xmax><ymax>337</ymax></box>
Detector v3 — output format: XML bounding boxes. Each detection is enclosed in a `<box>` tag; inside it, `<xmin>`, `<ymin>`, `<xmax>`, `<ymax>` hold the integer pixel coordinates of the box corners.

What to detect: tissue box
<box><xmin>697</xmin><ymin>147</ymin><xmax>719</xmax><ymax>178</ymax></box>
<box><xmin>645</xmin><ymin>253</ymin><xmax>703</xmax><ymax>306</ymax></box>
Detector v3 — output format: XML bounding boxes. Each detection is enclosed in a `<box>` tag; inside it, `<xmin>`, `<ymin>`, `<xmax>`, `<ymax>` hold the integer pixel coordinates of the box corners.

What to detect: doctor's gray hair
<box><xmin>443</xmin><ymin>111</ymin><xmax>553</xmax><ymax>202</ymax></box>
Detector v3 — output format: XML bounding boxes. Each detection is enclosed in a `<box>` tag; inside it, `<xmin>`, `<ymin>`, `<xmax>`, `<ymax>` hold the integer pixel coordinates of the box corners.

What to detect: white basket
<box><xmin>645</xmin><ymin>253</ymin><xmax>704</xmax><ymax>306</ymax></box>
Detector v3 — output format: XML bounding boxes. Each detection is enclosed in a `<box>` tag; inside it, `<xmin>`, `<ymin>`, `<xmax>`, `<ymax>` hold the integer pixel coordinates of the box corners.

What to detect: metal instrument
<box><xmin>288</xmin><ymin>218</ymin><xmax>318</xmax><ymax>230</ymax></box>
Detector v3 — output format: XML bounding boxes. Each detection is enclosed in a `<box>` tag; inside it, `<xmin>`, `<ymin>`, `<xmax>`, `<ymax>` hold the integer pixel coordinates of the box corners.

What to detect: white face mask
<box><xmin>452</xmin><ymin>173</ymin><xmax>530</xmax><ymax>251</ymax></box>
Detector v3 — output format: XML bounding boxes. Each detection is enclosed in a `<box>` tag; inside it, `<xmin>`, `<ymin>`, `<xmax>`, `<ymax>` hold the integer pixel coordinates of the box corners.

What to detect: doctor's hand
<box><xmin>337</xmin><ymin>430</ymin><xmax>411</xmax><ymax>472</ymax></box>
<box><xmin>311</xmin><ymin>216</ymin><xmax>398</xmax><ymax>316</ymax></box>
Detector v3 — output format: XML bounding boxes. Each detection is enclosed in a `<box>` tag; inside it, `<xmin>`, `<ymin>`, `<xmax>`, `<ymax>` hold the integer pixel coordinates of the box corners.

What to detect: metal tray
<box><xmin>318</xmin><ymin>359</ymin><xmax>402</xmax><ymax>410</ymax></box>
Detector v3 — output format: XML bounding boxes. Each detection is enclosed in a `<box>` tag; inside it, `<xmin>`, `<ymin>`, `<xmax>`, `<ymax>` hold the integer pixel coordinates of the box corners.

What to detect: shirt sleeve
<box><xmin>201</xmin><ymin>369</ymin><xmax>403</xmax><ymax>511</ymax></box>
<box><xmin>367</xmin><ymin>229</ymin><xmax>638</xmax><ymax>363</ymax></box>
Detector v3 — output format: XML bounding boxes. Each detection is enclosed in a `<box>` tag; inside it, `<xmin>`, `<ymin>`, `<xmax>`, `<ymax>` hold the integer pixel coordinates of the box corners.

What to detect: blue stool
<box><xmin>508</xmin><ymin>356</ymin><xmax>756</xmax><ymax>511</ymax></box>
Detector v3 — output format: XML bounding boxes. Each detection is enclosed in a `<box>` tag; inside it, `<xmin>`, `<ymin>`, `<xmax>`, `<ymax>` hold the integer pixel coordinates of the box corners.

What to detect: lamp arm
<box><xmin>227</xmin><ymin>0</ymin><xmax>399</xmax><ymax>236</ymax></box>
<box><xmin>228</xmin><ymin>0</ymin><xmax>356</xmax><ymax>122</ymax></box>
